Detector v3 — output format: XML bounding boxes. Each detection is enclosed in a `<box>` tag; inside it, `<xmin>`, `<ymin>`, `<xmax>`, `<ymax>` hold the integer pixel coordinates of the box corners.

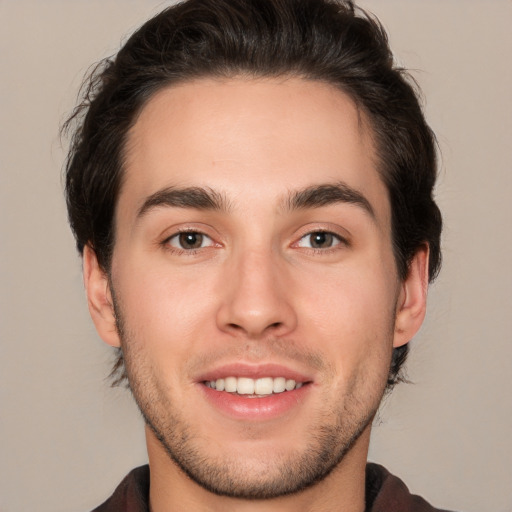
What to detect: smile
<box><xmin>204</xmin><ymin>376</ymin><xmax>305</xmax><ymax>396</ymax></box>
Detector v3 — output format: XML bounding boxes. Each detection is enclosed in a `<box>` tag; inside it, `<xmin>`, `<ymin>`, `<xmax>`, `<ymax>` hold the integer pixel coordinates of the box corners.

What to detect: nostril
<box><xmin>226</xmin><ymin>321</ymin><xmax>283</xmax><ymax>335</ymax></box>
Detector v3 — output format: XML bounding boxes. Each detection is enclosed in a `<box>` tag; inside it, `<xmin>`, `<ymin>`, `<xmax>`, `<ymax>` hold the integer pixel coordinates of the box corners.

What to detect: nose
<box><xmin>216</xmin><ymin>248</ymin><xmax>298</xmax><ymax>339</ymax></box>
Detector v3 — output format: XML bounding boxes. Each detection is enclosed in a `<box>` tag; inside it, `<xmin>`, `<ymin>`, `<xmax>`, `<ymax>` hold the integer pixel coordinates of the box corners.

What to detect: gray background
<box><xmin>1</xmin><ymin>1</ymin><xmax>511</xmax><ymax>511</ymax></box>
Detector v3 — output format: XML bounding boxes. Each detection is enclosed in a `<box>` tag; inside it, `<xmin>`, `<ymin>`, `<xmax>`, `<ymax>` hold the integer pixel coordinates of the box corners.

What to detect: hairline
<box><xmin>107</xmin><ymin>73</ymin><xmax>390</xmax><ymax>266</ymax></box>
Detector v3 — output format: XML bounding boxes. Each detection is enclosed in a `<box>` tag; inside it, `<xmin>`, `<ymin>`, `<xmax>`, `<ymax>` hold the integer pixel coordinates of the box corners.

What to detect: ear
<box><xmin>393</xmin><ymin>245</ymin><xmax>429</xmax><ymax>348</ymax></box>
<box><xmin>83</xmin><ymin>245</ymin><xmax>121</xmax><ymax>348</ymax></box>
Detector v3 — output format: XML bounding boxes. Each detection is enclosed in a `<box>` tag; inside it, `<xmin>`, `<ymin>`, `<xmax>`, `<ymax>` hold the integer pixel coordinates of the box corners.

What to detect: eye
<box><xmin>297</xmin><ymin>231</ymin><xmax>343</xmax><ymax>249</ymax></box>
<box><xmin>166</xmin><ymin>231</ymin><xmax>214</xmax><ymax>250</ymax></box>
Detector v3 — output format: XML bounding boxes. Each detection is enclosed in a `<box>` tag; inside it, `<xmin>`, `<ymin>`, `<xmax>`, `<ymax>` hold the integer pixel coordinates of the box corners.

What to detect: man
<box><xmin>64</xmin><ymin>0</ymin><xmax>449</xmax><ymax>510</ymax></box>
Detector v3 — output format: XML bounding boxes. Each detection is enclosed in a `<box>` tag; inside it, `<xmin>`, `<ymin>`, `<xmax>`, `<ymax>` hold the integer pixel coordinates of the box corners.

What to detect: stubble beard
<box><xmin>133</xmin><ymin>376</ymin><xmax>379</xmax><ymax>500</ymax></box>
<box><xmin>112</xmin><ymin>298</ymin><xmax>391</xmax><ymax>500</ymax></box>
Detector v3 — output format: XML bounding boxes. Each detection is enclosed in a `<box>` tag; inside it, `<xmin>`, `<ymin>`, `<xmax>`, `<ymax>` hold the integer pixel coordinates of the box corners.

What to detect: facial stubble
<box><xmin>111</xmin><ymin>292</ymin><xmax>393</xmax><ymax>500</ymax></box>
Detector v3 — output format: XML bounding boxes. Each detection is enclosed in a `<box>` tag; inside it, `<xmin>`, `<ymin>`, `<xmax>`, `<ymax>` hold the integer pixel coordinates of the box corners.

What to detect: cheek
<box><xmin>297</xmin><ymin>262</ymin><xmax>396</xmax><ymax>330</ymax></box>
<box><xmin>113</xmin><ymin>259</ymin><xmax>220</xmax><ymax>358</ymax></box>
<box><xmin>293</xmin><ymin>262</ymin><xmax>397</xmax><ymax>378</ymax></box>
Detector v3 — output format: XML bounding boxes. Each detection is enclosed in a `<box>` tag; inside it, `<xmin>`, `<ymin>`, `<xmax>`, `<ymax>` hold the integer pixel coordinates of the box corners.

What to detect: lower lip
<box><xmin>199</xmin><ymin>383</ymin><xmax>310</xmax><ymax>421</ymax></box>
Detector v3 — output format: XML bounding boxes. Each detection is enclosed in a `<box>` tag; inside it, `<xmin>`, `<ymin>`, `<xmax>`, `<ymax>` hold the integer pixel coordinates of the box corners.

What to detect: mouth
<box><xmin>203</xmin><ymin>376</ymin><xmax>306</xmax><ymax>397</ymax></box>
<box><xmin>197</xmin><ymin>363</ymin><xmax>314</xmax><ymax>420</ymax></box>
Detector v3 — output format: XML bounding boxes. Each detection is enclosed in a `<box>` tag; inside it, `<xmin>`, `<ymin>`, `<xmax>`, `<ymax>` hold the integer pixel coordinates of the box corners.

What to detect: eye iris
<box><xmin>179</xmin><ymin>232</ymin><xmax>203</xmax><ymax>249</ymax></box>
<box><xmin>311</xmin><ymin>232</ymin><xmax>333</xmax><ymax>249</ymax></box>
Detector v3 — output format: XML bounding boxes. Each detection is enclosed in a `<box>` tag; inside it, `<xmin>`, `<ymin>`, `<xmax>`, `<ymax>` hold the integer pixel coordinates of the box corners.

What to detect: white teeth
<box><xmin>273</xmin><ymin>377</ymin><xmax>286</xmax><ymax>393</ymax></box>
<box><xmin>237</xmin><ymin>377</ymin><xmax>255</xmax><ymax>395</ymax></box>
<box><xmin>285</xmin><ymin>379</ymin><xmax>296</xmax><ymax>391</ymax></box>
<box><xmin>224</xmin><ymin>376</ymin><xmax>237</xmax><ymax>392</ymax></box>
<box><xmin>205</xmin><ymin>376</ymin><xmax>305</xmax><ymax>395</ymax></box>
<box><xmin>254</xmin><ymin>377</ymin><xmax>273</xmax><ymax>395</ymax></box>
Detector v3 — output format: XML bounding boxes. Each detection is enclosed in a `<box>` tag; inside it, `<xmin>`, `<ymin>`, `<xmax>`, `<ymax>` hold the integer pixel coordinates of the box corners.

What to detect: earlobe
<box><xmin>393</xmin><ymin>245</ymin><xmax>429</xmax><ymax>348</ymax></box>
<box><xmin>83</xmin><ymin>245</ymin><xmax>121</xmax><ymax>348</ymax></box>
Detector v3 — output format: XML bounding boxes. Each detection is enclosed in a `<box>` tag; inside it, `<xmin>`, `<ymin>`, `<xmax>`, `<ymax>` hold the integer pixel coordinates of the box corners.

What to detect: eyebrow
<box><xmin>285</xmin><ymin>182</ymin><xmax>375</xmax><ymax>218</ymax></box>
<box><xmin>136</xmin><ymin>181</ymin><xmax>375</xmax><ymax>220</ymax></box>
<box><xmin>137</xmin><ymin>186</ymin><xmax>231</xmax><ymax>218</ymax></box>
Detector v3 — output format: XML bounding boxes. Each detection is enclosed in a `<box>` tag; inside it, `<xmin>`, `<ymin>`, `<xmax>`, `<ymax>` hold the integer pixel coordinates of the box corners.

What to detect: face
<box><xmin>86</xmin><ymin>77</ymin><xmax>427</xmax><ymax>499</ymax></box>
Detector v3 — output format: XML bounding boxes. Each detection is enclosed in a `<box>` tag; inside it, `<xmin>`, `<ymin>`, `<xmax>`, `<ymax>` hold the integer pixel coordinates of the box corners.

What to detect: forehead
<box><xmin>120</xmin><ymin>76</ymin><xmax>389</xmax><ymax>226</ymax></box>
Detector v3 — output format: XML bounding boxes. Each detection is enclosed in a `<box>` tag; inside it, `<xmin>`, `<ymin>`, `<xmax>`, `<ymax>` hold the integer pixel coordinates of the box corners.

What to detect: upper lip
<box><xmin>196</xmin><ymin>363</ymin><xmax>313</xmax><ymax>383</ymax></box>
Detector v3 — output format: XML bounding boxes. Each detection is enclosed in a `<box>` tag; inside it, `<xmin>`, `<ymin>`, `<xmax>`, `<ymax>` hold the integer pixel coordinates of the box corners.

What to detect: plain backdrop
<box><xmin>1</xmin><ymin>1</ymin><xmax>511</xmax><ymax>511</ymax></box>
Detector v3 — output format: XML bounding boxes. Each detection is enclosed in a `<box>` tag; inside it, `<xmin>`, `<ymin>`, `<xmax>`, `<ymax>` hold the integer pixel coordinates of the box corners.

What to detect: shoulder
<box><xmin>91</xmin><ymin>465</ymin><xmax>150</xmax><ymax>512</ymax></box>
<box><xmin>366</xmin><ymin>463</ymin><xmax>456</xmax><ymax>512</ymax></box>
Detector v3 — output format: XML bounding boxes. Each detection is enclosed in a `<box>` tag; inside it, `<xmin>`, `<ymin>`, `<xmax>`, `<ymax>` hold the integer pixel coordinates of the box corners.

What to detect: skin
<box><xmin>84</xmin><ymin>77</ymin><xmax>428</xmax><ymax>512</ymax></box>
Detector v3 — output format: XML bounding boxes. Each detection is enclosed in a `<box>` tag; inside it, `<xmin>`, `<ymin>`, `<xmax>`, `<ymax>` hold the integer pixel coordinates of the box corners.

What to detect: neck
<box><xmin>146</xmin><ymin>425</ymin><xmax>370</xmax><ymax>512</ymax></box>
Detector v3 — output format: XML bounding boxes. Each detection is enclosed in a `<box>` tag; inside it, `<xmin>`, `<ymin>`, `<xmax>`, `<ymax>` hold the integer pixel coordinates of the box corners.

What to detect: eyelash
<box><xmin>161</xmin><ymin>229</ymin><xmax>216</xmax><ymax>254</ymax></box>
<box><xmin>160</xmin><ymin>229</ymin><xmax>348</xmax><ymax>255</ymax></box>
<box><xmin>294</xmin><ymin>230</ymin><xmax>349</xmax><ymax>253</ymax></box>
